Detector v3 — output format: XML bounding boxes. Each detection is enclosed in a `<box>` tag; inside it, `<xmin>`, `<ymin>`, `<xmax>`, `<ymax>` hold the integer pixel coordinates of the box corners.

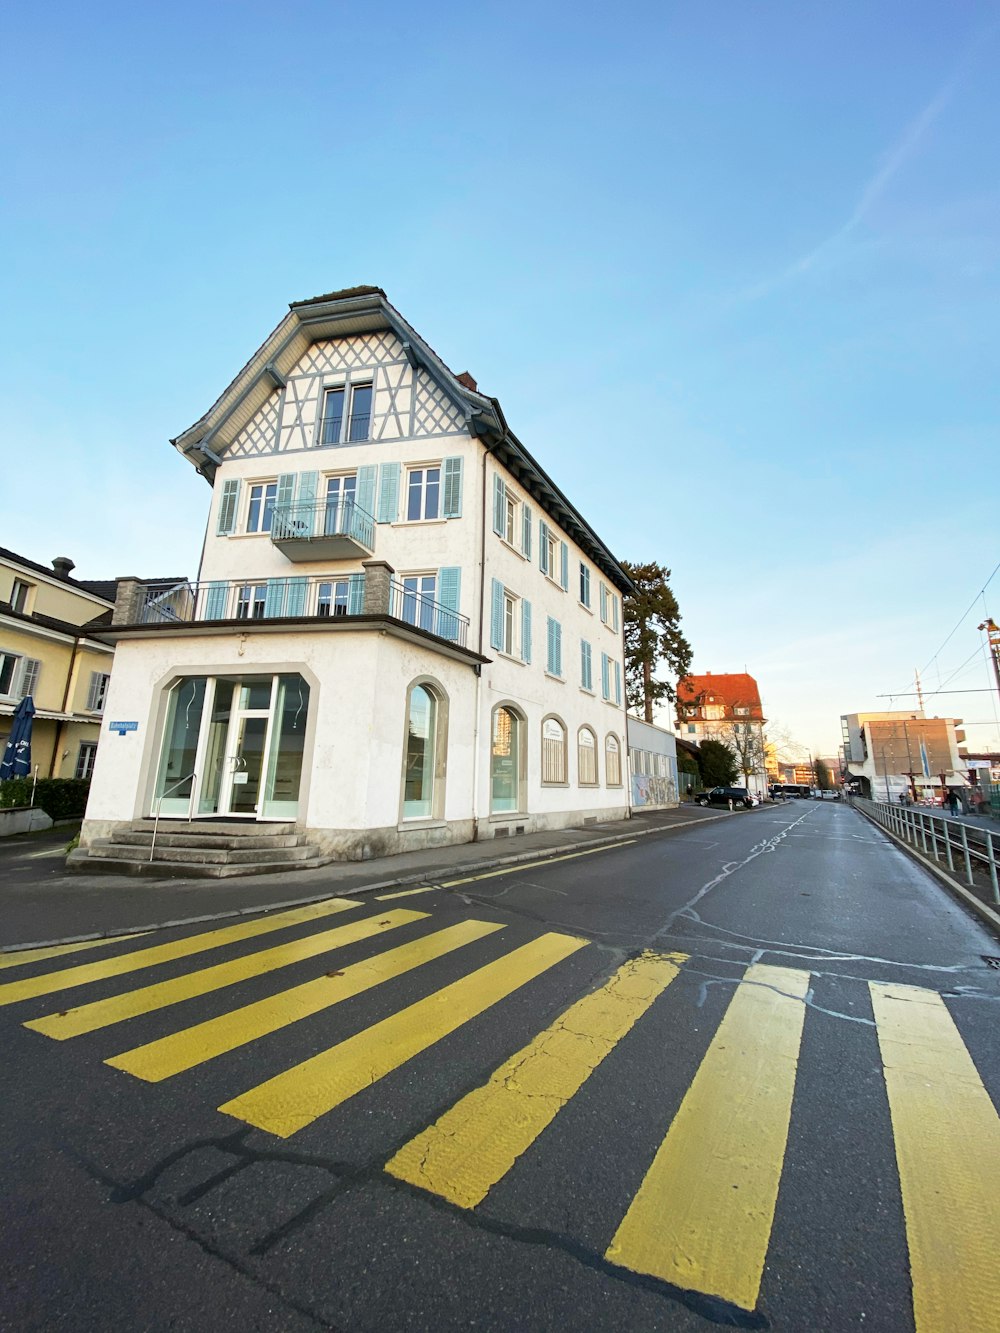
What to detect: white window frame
<box><xmin>579</xmin><ymin>564</ymin><xmax>591</xmax><ymax>609</ymax></box>
<box><xmin>318</xmin><ymin>382</ymin><xmax>373</xmax><ymax>446</ymax></box>
<box><xmin>245</xmin><ymin>480</ymin><xmax>278</xmax><ymax>534</ymax></box>
<box><xmin>76</xmin><ymin>742</ymin><xmax>98</xmax><ymax>780</ymax></box>
<box><xmin>405</xmin><ymin>465</ymin><xmax>442</xmax><ymax>522</ymax></box>
<box><xmin>10</xmin><ymin>579</ymin><xmax>32</xmax><ymax>614</ymax></box>
<box><xmin>86</xmin><ymin>671</ymin><xmax>111</xmax><ymax>713</ymax></box>
<box><xmin>0</xmin><ymin>651</ymin><xmax>18</xmax><ymax>696</ymax></box>
<box><xmin>502</xmin><ymin>589</ymin><xmax>518</xmax><ymax>657</ymax></box>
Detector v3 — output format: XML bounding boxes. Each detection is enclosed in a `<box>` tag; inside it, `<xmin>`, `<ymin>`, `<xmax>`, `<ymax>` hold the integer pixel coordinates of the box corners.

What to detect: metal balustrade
<box><xmin>388</xmin><ymin>579</ymin><xmax>469</xmax><ymax>648</ymax></box>
<box><xmin>271</xmin><ymin>497</ymin><xmax>375</xmax><ymax>551</ymax></box>
<box><xmin>856</xmin><ymin>797</ymin><xmax>999</xmax><ymax>904</ymax></box>
<box><xmin>140</xmin><ymin>575</ymin><xmax>366</xmax><ymax>624</ymax></box>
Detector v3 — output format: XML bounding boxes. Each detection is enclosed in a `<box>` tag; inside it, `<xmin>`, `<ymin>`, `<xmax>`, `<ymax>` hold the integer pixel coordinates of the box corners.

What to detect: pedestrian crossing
<box><xmin>3</xmin><ymin>897</ymin><xmax>999</xmax><ymax>1330</ymax></box>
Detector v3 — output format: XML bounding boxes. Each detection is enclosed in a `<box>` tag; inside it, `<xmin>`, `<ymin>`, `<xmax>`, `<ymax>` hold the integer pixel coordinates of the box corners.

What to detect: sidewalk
<box><xmin>0</xmin><ymin>803</ymin><xmax>744</xmax><ymax>949</ymax></box>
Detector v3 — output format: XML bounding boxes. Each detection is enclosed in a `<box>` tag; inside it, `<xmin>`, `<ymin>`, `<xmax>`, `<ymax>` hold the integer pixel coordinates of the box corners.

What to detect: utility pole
<box><xmin>915</xmin><ymin>668</ymin><xmax>925</xmax><ymax>714</ymax></box>
<box><xmin>979</xmin><ymin>619</ymin><xmax>1000</xmax><ymax>711</ymax></box>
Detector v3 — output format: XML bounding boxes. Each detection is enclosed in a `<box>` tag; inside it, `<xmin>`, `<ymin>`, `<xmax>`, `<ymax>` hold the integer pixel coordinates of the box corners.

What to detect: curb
<box><xmin>0</xmin><ymin>809</ymin><xmax>739</xmax><ymax>953</ymax></box>
<box><xmin>854</xmin><ymin>805</ymin><xmax>1000</xmax><ymax>937</ymax></box>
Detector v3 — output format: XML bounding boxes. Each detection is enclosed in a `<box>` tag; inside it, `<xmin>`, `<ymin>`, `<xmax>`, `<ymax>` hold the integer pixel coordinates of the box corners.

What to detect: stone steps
<box><xmin>66</xmin><ymin>819</ymin><xmax>329</xmax><ymax>879</ymax></box>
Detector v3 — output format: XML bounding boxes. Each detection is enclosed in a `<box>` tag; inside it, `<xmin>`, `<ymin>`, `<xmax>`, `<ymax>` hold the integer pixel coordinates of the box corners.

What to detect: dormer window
<box><xmin>320</xmin><ymin>383</ymin><xmax>372</xmax><ymax>445</ymax></box>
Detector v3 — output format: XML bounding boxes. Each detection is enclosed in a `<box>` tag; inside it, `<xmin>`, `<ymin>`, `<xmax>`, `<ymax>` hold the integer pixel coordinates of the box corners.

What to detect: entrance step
<box><xmin>67</xmin><ymin>820</ymin><xmax>330</xmax><ymax>879</ymax></box>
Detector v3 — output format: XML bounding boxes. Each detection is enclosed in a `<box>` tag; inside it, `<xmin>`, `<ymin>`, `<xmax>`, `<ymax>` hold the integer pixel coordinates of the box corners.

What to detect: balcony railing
<box><xmin>140</xmin><ymin>575</ymin><xmax>366</xmax><ymax>625</ymax></box>
<box><xmin>319</xmin><ymin>413</ymin><xmax>371</xmax><ymax>445</ymax></box>
<box><xmin>388</xmin><ymin>579</ymin><xmax>469</xmax><ymax>647</ymax></box>
<box><xmin>138</xmin><ymin>574</ymin><xmax>470</xmax><ymax>648</ymax></box>
<box><xmin>271</xmin><ymin>497</ymin><xmax>375</xmax><ymax>551</ymax></box>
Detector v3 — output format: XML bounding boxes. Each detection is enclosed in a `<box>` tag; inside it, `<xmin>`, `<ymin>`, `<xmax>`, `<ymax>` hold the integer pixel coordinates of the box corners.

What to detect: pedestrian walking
<box><xmin>946</xmin><ymin>789</ymin><xmax>961</xmax><ymax>817</ymax></box>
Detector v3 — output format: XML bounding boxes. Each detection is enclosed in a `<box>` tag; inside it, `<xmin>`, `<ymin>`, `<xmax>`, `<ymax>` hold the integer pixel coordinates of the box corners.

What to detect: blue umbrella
<box><xmin>0</xmin><ymin>695</ymin><xmax>35</xmax><ymax>780</ymax></box>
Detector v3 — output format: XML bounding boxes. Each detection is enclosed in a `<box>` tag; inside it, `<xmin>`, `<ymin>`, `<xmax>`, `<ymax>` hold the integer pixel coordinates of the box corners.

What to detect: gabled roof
<box><xmin>677</xmin><ymin>672</ymin><xmax>763</xmax><ymax>711</ymax></box>
<box><xmin>170</xmin><ymin>287</ymin><xmax>634</xmax><ymax>596</ymax></box>
<box><xmin>0</xmin><ymin>546</ymin><xmax>117</xmax><ymax>606</ymax></box>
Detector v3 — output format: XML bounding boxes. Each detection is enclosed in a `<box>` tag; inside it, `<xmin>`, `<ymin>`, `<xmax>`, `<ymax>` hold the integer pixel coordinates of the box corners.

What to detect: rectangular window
<box><xmin>0</xmin><ymin>652</ymin><xmax>17</xmax><ymax>695</ymax></box>
<box><xmin>321</xmin><ymin>387</ymin><xmax>345</xmax><ymax>445</ymax></box>
<box><xmin>407</xmin><ymin>467</ymin><xmax>441</xmax><ymax>521</ymax></box>
<box><xmin>10</xmin><ymin>580</ymin><xmax>31</xmax><ymax>613</ymax></box>
<box><xmin>86</xmin><ymin>671</ymin><xmax>111</xmax><ymax>712</ymax></box>
<box><xmin>504</xmin><ymin>491</ymin><xmax>518</xmax><ymax>546</ymax></box>
<box><xmin>347</xmin><ymin>383</ymin><xmax>372</xmax><ymax>441</ymax></box>
<box><xmin>579</xmin><ymin>564</ymin><xmax>591</xmax><ymax>608</ymax></box>
<box><xmin>76</xmin><ymin>742</ymin><xmax>98</xmax><ymax>780</ymax></box>
<box><xmin>236</xmin><ymin>583</ymin><xmax>268</xmax><ymax>619</ymax></box>
<box><xmin>542</xmin><ymin>719</ymin><xmax>567</xmax><ymax>784</ymax></box>
<box><xmin>317</xmin><ymin>579</ymin><xmax>351</xmax><ymax>617</ymax></box>
<box><xmin>402</xmin><ymin>574</ymin><xmax>437</xmax><ymax>632</ymax></box>
<box><xmin>325</xmin><ymin>474</ymin><xmax>358</xmax><ymax>534</ymax></box>
<box><xmin>246</xmin><ymin>481</ymin><xmax>278</xmax><ymax>533</ymax></box>
<box><xmin>539</xmin><ymin>522</ymin><xmax>556</xmax><ymax>577</ymax></box>
<box><xmin>502</xmin><ymin>590</ymin><xmax>517</xmax><ymax>656</ymax></box>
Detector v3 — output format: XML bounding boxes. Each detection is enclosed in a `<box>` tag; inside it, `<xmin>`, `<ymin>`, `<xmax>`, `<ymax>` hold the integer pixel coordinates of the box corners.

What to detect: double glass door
<box><xmin>154</xmin><ymin>674</ymin><xmax>310</xmax><ymax>819</ymax></box>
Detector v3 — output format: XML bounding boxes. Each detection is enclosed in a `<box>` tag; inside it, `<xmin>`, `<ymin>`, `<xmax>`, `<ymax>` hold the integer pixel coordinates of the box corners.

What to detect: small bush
<box><xmin>0</xmin><ymin>777</ymin><xmax>91</xmax><ymax>820</ymax></box>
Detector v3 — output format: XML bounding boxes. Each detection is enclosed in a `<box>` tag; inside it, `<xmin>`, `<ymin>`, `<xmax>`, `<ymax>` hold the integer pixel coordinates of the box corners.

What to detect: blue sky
<box><xmin>2</xmin><ymin>1</ymin><xmax>998</xmax><ymax>757</ymax></box>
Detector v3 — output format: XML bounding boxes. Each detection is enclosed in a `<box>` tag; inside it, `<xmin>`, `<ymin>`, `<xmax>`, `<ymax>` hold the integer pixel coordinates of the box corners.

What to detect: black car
<box><xmin>695</xmin><ymin>786</ymin><xmax>753</xmax><ymax>809</ymax></box>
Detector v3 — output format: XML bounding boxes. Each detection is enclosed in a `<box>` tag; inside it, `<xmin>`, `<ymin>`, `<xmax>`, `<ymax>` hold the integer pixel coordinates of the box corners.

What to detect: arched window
<box><xmin>491</xmin><ymin>705</ymin><xmax>523</xmax><ymax>813</ymax></box>
<box><xmin>403</xmin><ymin>684</ymin><xmax>437</xmax><ymax>819</ymax></box>
<box><xmin>605</xmin><ymin>733</ymin><xmax>622</xmax><ymax>787</ymax></box>
<box><xmin>577</xmin><ymin>727</ymin><xmax>598</xmax><ymax>785</ymax></box>
<box><xmin>541</xmin><ymin>716</ymin><xmax>567</xmax><ymax>784</ymax></box>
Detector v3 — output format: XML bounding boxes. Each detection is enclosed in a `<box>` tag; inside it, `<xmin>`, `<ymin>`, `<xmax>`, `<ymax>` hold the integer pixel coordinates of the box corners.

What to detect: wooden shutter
<box><xmin>614</xmin><ymin>659</ymin><xmax>622</xmax><ymax>705</ymax></box>
<box><xmin>553</xmin><ymin>620</ymin><xmax>562</xmax><ymax>677</ymax></box>
<box><xmin>86</xmin><ymin>671</ymin><xmax>105</xmax><ymax>710</ymax></box>
<box><xmin>264</xmin><ymin>578</ymin><xmax>287</xmax><ymax>618</ymax></box>
<box><xmin>348</xmin><ymin>574</ymin><xmax>365</xmax><ymax>615</ymax></box>
<box><xmin>15</xmin><ymin>657</ymin><xmax>41</xmax><ymax>699</ymax></box>
<box><xmin>493</xmin><ymin>474</ymin><xmax>505</xmax><ymax>536</ymax></box>
<box><xmin>203</xmin><ymin>581</ymin><xmax>228</xmax><ymax>619</ymax></box>
<box><xmin>490</xmin><ymin>579</ymin><xmax>504</xmax><ymax>650</ymax></box>
<box><xmin>612</xmin><ymin>594</ymin><xmax>619</xmax><ymax>632</ymax></box>
<box><xmin>437</xmin><ymin>566</ymin><xmax>461</xmax><ymax>639</ymax></box>
<box><xmin>601</xmin><ymin>652</ymin><xmax>610</xmax><ymax>700</ymax></box>
<box><xmin>581</xmin><ymin>640</ymin><xmax>592</xmax><ymax>691</ymax></box>
<box><xmin>216</xmin><ymin>478</ymin><xmax>240</xmax><ymax>535</ymax></box>
<box><xmin>356</xmin><ymin>464</ymin><xmax>378</xmax><ymax>519</ymax></box>
<box><xmin>560</xmin><ymin>542</ymin><xmax>569</xmax><ymax>591</ymax></box>
<box><xmin>285</xmin><ymin>577</ymin><xmax>308</xmax><ymax>617</ymax></box>
<box><xmin>522</xmin><ymin>503</ymin><xmax>532</xmax><ymax>558</ymax></box>
<box><xmin>521</xmin><ymin>599</ymin><xmax>532</xmax><ymax>663</ymax></box>
<box><xmin>442</xmin><ymin>457</ymin><xmax>463</xmax><ymax>519</ymax></box>
<box><xmin>297</xmin><ymin>470</ymin><xmax>319</xmax><ymax>536</ymax></box>
<box><xmin>600</xmin><ymin>583</ymin><xmax>608</xmax><ymax>622</ymax></box>
<box><xmin>376</xmin><ymin>462</ymin><xmax>400</xmax><ymax>523</ymax></box>
<box><xmin>539</xmin><ymin>521</ymin><xmax>550</xmax><ymax>575</ymax></box>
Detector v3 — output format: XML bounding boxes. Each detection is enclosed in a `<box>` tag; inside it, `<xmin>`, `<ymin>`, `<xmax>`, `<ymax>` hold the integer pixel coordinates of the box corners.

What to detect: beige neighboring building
<box><xmin>0</xmin><ymin>549</ymin><xmax>118</xmax><ymax>780</ymax></box>
<box><xmin>676</xmin><ymin>670</ymin><xmax>767</xmax><ymax>799</ymax></box>
<box><xmin>840</xmin><ymin>710</ymin><xmax>967</xmax><ymax>800</ymax></box>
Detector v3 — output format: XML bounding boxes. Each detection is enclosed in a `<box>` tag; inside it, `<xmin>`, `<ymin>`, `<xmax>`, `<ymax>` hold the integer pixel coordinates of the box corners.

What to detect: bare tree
<box><xmin>717</xmin><ymin>717</ymin><xmax>767</xmax><ymax>794</ymax></box>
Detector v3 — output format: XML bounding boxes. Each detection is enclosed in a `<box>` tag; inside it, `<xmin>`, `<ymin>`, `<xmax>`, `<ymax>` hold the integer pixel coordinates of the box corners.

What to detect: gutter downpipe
<box><xmin>472</xmin><ymin>432</ymin><xmax>499</xmax><ymax>841</ymax></box>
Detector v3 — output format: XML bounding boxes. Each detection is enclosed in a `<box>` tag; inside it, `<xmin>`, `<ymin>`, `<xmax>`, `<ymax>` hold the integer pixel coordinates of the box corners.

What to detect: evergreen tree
<box><xmin>622</xmin><ymin>561</ymin><xmax>692</xmax><ymax>723</ymax></box>
<box><xmin>698</xmin><ymin>738</ymin><xmax>738</xmax><ymax>787</ymax></box>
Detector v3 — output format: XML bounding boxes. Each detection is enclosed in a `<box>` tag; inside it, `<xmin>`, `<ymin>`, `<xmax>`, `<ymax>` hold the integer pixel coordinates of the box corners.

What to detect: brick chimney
<box><xmin>456</xmin><ymin>371</ymin><xmax>478</xmax><ymax>392</ymax></box>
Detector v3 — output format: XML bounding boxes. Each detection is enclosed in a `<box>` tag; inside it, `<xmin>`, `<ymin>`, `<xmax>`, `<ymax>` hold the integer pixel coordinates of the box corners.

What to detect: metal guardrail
<box><xmin>388</xmin><ymin>579</ymin><xmax>469</xmax><ymax>648</ymax></box>
<box><xmin>271</xmin><ymin>497</ymin><xmax>375</xmax><ymax>550</ymax></box>
<box><xmin>149</xmin><ymin>772</ymin><xmax>196</xmax><ymax>860</ymax></box>
<box><xmin>141</xmin><ymin>575</ymin><xmax>366</xmax><ymax>624</ymax></box>
<box><xmin>857</xmin><ymin>797</ymin><xmax>999</xmax><ymax>904</ymax></box>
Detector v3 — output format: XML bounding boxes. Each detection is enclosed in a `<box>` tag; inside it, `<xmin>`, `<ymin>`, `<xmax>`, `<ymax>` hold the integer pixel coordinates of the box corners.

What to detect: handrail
<box><xmin>149</xmin><ymin>772</ymin><xmax>197</xmax><ymax>862</ymax></box>
<box><xmin>856</xmin><ymin>796</ymin><xmax>999</xmax><ymax>904</ymax></box>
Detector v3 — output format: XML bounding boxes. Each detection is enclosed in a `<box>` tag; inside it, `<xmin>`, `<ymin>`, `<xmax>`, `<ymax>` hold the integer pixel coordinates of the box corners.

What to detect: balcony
<box><xmin>138</xmin><ymin>572</ymin><xmax>470</xmax><ymax>649</ymax></box>
<box><xmin>271</xmin><ymin>497</ymin><xmax>375</xmax><ymax>562</ymax></box>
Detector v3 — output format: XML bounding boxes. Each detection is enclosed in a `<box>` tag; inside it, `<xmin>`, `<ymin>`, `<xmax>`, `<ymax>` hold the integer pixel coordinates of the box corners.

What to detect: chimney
<box><xmin>51</xmin><ymin>556</ymin><xmax>76</xmax><ymax>580</ymax></box>
<box><xmin>456</xmin><ymin>371</ymin><xmax>478</xmax><ymax>392</ymax></box>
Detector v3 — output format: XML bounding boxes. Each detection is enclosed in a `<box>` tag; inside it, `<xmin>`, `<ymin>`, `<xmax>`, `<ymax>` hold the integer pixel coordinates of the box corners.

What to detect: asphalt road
<box><xmin>2</xmin><ymin>801</ymin><xmax>998</xmax><ymax>1332</ymax></box>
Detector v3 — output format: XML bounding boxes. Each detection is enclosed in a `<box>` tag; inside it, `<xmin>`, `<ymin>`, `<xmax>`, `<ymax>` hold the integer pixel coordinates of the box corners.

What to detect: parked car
<box><xmin>695</xmin><ymin>786</ymin><xmax>753</xmax><ymax>809</ymax></box>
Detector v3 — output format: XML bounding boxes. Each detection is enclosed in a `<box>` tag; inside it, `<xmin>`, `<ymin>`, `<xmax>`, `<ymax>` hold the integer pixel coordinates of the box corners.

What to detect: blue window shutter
<box><xmin>264</xmin><ymin>578</ymin><xmax>287</xmax><ymax>618</ymax></box>
<box><xmin>285</xmin><ymin>576</ymin><xmax>308</xmax><ymax>617</ymax></box>
<box><xmin>376</xmin><ymin>462</ymin><xmax>400</xmax><ymax>523</ymax></box>
<box><xmin>546</xmin><ymin>617</ymin><xmax>556</xmax><ymax>674</ymax></box>
<box><xmin>522</xmin><ymin>503</ymin><xmax>532</xmax><ymax>558</ymax></box>
<box><xmin>493</xmin><ymin>474</ymin><xmax>505</xmax><ymax>536</ymax></box>
<box><xmin>614</xmin><ymin>659</ymin><xmax>622</xmax><ymax>705</ymax></box>
<box><xmin>348</xmin><ymin>573</ymin><xmax>365</xmax><ymax>615</ymax></box>
<box><xmin>581</xmin><ymin>639</ymin><xmax>592</xmax><ymax>690</ymax></box>
<box><xmin>216</xmin><ymin>479</ymin><xmax>240</xmax><ymax>535</ymax></box>
<box><xmin>560</xmin><ymin>542</ymin><xmax>569</xmax><ymax>591</ymax></box>
<box><xmin>612</xmin><ymin>594</ymin><xmax>619</xmax><ymax>632</ymax></box>
<box><xmin>600</xmin><ymin>583</ymin><xmax>608</xmax><ymax>622</ymax></box>
<box><xmin>442</xmin><ymin>457</ymin><xmax>463</xmax><ymax>519</ymax></box>
<box><xmin>539</xmin><ymin>521</ymin><xmax>549</xmax><ymax>576</ymax></box>
<box><xmin>490</xmin><ymin>578</ymin><xmax>504</xmax><ymax>650</ymax></box>
<box><xmin>438</xmin><ymin>566</ymin><xmax>461</xmax><ymax>639</ymax></box>
<box><xmin>203</xmin><ymin>581</ymin><xmax>228</xmax><ymax>619</ymax></box>
<box><xmin>276</xmin><ymin>473</ymin><xmax>295</xmax><ymax>508</ymax></box>
<box><xmin>554</xmin><ymin>620</ymin><xmax>562</xmax><ymax>676</ymax></box>
<box><xmin>601</xmin><ymin>652</ymin><xmax>610</xmax><ymax>700</ymax></box>
<box><xmin>357</xmin><ymin>464</ymin><xmax>377</xmax><ymax>518</ymax></box>
<box><xmin>297</xmin><ymin>470</ymin><xmax>319</xmax><ymax>536</ymax></box>
<box><xmin>521</xmin><ymin>599</ymin><xmax>532</xmax><ymax>663</ymax></box>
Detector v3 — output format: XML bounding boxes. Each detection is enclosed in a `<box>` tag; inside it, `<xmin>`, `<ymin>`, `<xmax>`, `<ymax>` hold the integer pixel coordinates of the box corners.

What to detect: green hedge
<box><xmin>0</xmin><ymin>777</ymin><xmax>90</xmax><ymax>820</ymax></box>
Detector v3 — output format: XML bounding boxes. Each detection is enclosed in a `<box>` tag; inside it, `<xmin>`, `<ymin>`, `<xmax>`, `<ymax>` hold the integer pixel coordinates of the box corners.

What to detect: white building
<box><xmin>627</xmin><ymin>716</ymin><xmax>679</xmax><ymax>810</ymax></box>
<box><xmin>76</xmin><ymin>286</ymin><xmax>633</xmax><ymax>871</ymax></box>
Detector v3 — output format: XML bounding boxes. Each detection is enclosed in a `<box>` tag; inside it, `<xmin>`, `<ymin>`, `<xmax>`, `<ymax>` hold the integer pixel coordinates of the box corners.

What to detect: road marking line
<box><xmin>386</xmin><ymin>949</ymin><xmax>687</xmax><ymax>1208</ymax></box>
<box><xmin>0</xmin><ymin>934</ymin><xmax>151</xmax><ymax>971</ymax></box>
<box><xmin>376</xmin><ymin>886</ymin><xmax>441</xmax><ymax>901</ymax></box>
<box><xmin>605</xmin><ymin>963</ymin><xmax>810</xmax><ymax>1311</ymax></box>
<box><xmin>25</xmin><ymin>909</ymin><xmax>427</xmax><ymax>1040</ymax></box>
<box><xmin>869</xmin><ymin>981</ymin><xmax>1000</xmax><ymax>1333</ymax></box>
<box><xmin>435</xmin><ymin>841</ymin><xmax>638</xmax><ymax>890</ymax></box>
<box><xmin>220</xmin><ymin>931</ymin><xmax>588</xmax><ymax>1138</ymax></box>
<box><xmin>107</xmin><ymin>920</ymin><xmax>505</xmax><ymax>1082</ymax></box>
<box><xmin>0</xmin><ymin>898</ymin><xmax>360</xmax><ymax>1008</ymax></box>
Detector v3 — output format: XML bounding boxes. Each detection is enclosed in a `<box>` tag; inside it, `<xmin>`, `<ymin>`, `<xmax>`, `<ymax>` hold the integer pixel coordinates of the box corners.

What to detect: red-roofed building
<box><xmin>676</xmin><ymin>671</ymin><xmax>767</xmax><ymax>798</ymax></box>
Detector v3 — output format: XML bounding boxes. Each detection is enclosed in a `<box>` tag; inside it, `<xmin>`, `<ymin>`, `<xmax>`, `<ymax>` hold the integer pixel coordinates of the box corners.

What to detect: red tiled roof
<box><xmin>677</xmin><ymin>672</ymin><xmax>762</xmax><ymax>709</ymax></box>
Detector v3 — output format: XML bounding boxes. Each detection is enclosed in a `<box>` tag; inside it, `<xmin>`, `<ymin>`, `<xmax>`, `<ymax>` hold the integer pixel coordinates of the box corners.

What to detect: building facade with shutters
<box><xmin>675</xmin><ymin>670</ymin><xmax>768</xmax><ymax>800</ymax></box>
<box><xmin>80</xmin><ymin>286</ymin><xmax>633</xmax><ymax>860</ymax></box>
<box><xmin>0</xmin><ymin>548</ymin><xmax>119</xmax><ymax>780</ymax></box>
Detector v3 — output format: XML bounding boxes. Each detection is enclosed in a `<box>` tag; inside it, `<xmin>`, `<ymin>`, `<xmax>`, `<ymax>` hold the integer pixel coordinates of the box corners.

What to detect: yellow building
<box><xmin>0</xmin><ymin>549</ymin><xmax>119</xmax><ymax>780</ymax></box>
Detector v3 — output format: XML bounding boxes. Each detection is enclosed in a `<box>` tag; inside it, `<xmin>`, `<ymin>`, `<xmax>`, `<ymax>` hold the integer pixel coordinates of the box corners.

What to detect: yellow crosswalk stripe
<box><xmin>869</xmin><ymin>982</ymin><xmax>1000</xmax><ymax>1333</ymax></box>
<box><xmin>606</xmin><ymin>962</ymin><xmax>810</xmax><ymax>1311</ymax></box>
<box><xmin>25</xmin><ymin>909</ymin><xmax>427</xmax><ymax>1040</ymax></box>
<box><xmin>386</xmin><ymin>949</ymin><xmax>687</xmax><ymax>1207</ymax></box>
<box><xmin>0</xmin><ymin>934</ymin><xmax>150</xmax><ymax>971</ymax></box>
<box><xmin>0</xmin><ymin>898</ymin><xmax>360</xmax><ymax>1008</ymax></box>
<box><xmin>220</xmin><ymin>931</ymin><xmax>588</xmax><ymax>1138</ymax></box>
<box><xmin>107</xmin><ymin>919</ymin><xmax>505</xmax><ymax>1083</ymax></box>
